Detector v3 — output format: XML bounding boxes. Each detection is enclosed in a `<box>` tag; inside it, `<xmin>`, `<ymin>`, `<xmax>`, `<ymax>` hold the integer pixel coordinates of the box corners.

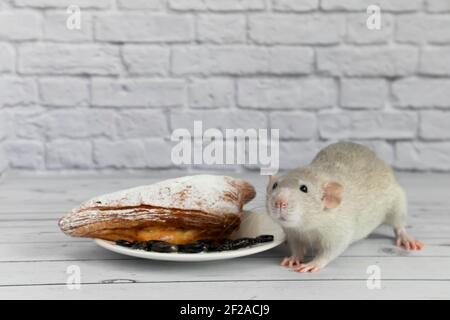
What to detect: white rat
<box><xmin>266</xmin><ymin>142</ymin><xmax>424</xmax><ymax>273</ymax></box>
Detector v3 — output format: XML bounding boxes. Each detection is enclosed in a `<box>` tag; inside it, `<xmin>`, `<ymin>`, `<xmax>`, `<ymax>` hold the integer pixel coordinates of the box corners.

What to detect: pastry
<box><xmin>59</xmin><ymin>175</ymin><xmax>256</xmax><ymax>244</ymax></box>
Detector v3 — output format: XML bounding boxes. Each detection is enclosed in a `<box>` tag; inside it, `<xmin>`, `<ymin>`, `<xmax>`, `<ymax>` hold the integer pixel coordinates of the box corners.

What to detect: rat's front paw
<box><xmin>294</xmin><ymin>260</ymin><xmax>326</xmax><ymax>273</ymax></box>
<box><xmin>280</xmin><ymin>256</ymin><xmax>303</xmax><ymax>268</ymax></box>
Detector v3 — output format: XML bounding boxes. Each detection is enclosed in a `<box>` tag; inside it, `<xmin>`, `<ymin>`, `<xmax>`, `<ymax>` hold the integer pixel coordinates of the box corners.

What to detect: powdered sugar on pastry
<box><xmin>76</xmin><ymin>175</ymin><xmax>254</xmax><ymax>215</ymax></box>
<box><xmin>58</xmin><ymin>175</ymin><xmax>256</xmax><ymax>243</ymax></box>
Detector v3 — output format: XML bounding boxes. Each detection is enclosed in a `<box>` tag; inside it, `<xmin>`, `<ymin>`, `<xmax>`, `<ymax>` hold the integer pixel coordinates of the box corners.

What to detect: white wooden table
<box><xmin>0</xmin><ymin>171</ymin><xmax>449</xmax><ymax>299</ymax></box>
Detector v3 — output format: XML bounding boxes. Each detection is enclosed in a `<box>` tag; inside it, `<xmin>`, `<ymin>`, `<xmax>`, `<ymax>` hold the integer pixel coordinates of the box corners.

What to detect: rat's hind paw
<box><xmin>280</xmin><ymin>256</ymin><xmax>303</xmax><ymax>268</ymax></box>
<box><xmin>394</xmin><ymin>227</ymin><xmax>424</xmax><ymax>251</ymax></box>
<box><xmin>395</xmin><ymin>232</ymin><xmax>424</xmax><ymax>251</ymax></box>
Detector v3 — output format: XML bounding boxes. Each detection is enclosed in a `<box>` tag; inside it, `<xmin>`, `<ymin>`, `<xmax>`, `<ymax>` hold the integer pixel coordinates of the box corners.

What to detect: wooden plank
<box><xmin>0</xmin><ymin>223</ymin><xmax>89</xmax><ymax>243</ymax></box>
<box><xmin>0</xmin><ymin>238</ymin><xmax>449</xmax><ymax>263</ymax></box>
<box><xmin>0</xmin><ymin>172</ymin><xmax>449</xmax><ymax>299</ymax></box>
<box><xmin>2</xmin><ymin>204</ymin><xmax>449</xmax><ymax>220</ymax></box>
<box><xmin>1</xmin><ymin>257</ymin><xmax>450</xmax><ymax>287</ymax></box>
<box><xmin>0</xmin><ymin>219</ymin><xmax>446</xmax><ymax>245</ymax></box>
<box><xmin>0</xmin><ymin>212</ymin><xmax>61</xmax><ymax>221</ymax></box>
<box><xmin>1</xmin><ymin>280</ymin><xmax>449</xmax><ymax>300</ymax></box>
<box><xmin>2</xmin><ymin>208</ymin><xmax>449</xmax><ymax>227</ymax></box>
<box><xmin>1</xmin><ymin>173</ymin><xmax>449</xmax><ymax>213</ymax></box>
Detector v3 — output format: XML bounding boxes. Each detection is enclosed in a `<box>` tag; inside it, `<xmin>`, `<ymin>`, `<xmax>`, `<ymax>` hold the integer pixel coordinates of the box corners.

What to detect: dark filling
<box><xmin>115</xmin><ymin>234</ymin><xmax>274</xmax><ymax>253</ymax></box>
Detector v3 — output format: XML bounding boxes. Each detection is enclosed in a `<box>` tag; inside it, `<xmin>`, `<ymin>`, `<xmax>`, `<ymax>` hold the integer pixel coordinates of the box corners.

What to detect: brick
<box><xmin>238</xmin><ymin>78</ymin><xmax>337</xmax><ymax>109</ymax></box>
<box><xmin>170</xmin><ymin>110</ymin><xmax>267</xmax><ymax>137</ymax></box>
<box><xmin>5</xmin><ymin>140</ymin><xmax>44</xmax><ymax>169</ymax></box>
<box><xmin>321</xmin><ymin>0</ymin><xmax>422</xmax><ymax>11</ymax></box>
<box><xmin>317</xmin><ymin>46</ymin><xmax>418</xmax><ymax>76</ymax></box>
<box><xmin>272</xmin><ymin>0</ymin><xmax>318</xmax><ymax>12</ymax></box>
<box><xmin>94</xmin><ymin>139</ymin><xmax>174</xmax><ymax>169</ymax></box>
<box><xmin>396</xmin><ymin>15</ymin><xmax>450</xmax><ymax>44</ymax></box>
<box><xmin>122</xmin><ymin>46</ymin><xmax>170</xmax><ymax>75</ymax></box>
<box><xmin>420</xmin><ymin>111</ymin><xmax>450</xmax><ymax>140</ymax></box>
<box><xmin>0</xmin><ymin>145</ymin><xmax>7</xmax><ymax>174</ymax></box>
<box><xmin>143</xmin><ymin>139</ymin><xmax>174</xmax><ymax>168</ymax></box>
<box><xmin>92</xmin><ymin>78</ymin><xmax>185</xmax><ymax>108</ymax></box>
<box><xmin>392</xmin><ymin>78</ymin><xmax>450</xmax><ymax>108</ymax></box>
<box><xmin>426</xmin><ymin>0</ymin><xmax>450</xmax><ymax>12</ymax></box>
<box><xmin>43</xmin><ymin>12</ymin><xmax>92</xmax><ymax>41</ymax></box>
<box><xmin>19</xmin><ymin>44</ymin><xmax>121</xmax><ymax>75</ymax></box>
<box><xmin>0</xmin><ymin>111</ymin><xmax>12</xmax><ymax>140</ymax></box>
<box><xmin>0</xmin><ymin>116</ymin><xmax>6</xmax><ymax>141</ymax></box>
<box><xmin>0</xmin><ymin>12</ymin><xmax>41</xmax><ymax>40</ymax></box>
<box><xmin>25</xmin><ymin>110</ymin><xmax>116</xmax><ymax>139</ymax></box>
<box><xmin>346</xmin><ymin>13</ymin><xmax>394</xmax><ymax>44</ymax></box>
<box><xmin>420</xmin><ymin>47</ymin><xmax>450</xmax><ymax>75</ymax></box>
<box><xmin>117</xmin><ymin>0</ymin><xmax>164</xmax><ymax>10</ymax></box>
<box><xmin>172</xmin><ymin>46</ymin><xmax>313</xmax><ymax>75</ymax></box>
<box><xmin>9</xmin><ymin>107</ymin><xmax>45</xmax><ymax>139</ymax></box>
<box><xmin>94</xmin><ymin>139</ymin><xmax>146</xmax><ymax>168</ymax></box>
<box><xmin>46</xmin><ymin>140</ymin><xmax>92</xmax><ymax>169</ymax></box>
<box><xmin>169</xmin><ymin>0</ymin><xmax>266</xmax><ymax>11</ymax></box>
<box><xmin>116</xmin><ymin>110</ymin><xmax>169</xmax><ymax>138</ymax></box>
<box><xmin>318</xmin><ymin>111</ymin><xmax>418</xmax><ymax>139</ymax></box>
<box><xmin>396</xmin><ymin>142</ymin><xmax>450</xmax><ymax>170</ymax></box>
<box><xmin>0</xmin><ymin>77</ymin><xmax>37</xmax><ymax>107</ymax></box>
<box><xmin>270</xmin><ymin>112</ymin><xmax>317</xmax><ymax>139</ymax></box>
<box><xmin>39</xmin><ymin>78</ymin><xmax>89</xmax><ymax>107</ymax></box>
<box><xmin>266</xmin><ymin>47</ymin><xmax>314</xmax><ymax>75</ymax></box>
<box><xmin>188</xmin><ymin>78</ymin><xmax>234</xmax><ymax>108</ymax></box>
<box><xmin>197</xmin><ymin>14</ymin><xmax>246</xmax><ymax>44</ymax></box>
<box><xmin>340</xmin><ymin>78</ymin><xmax>388</xmax><ymax>109</ymax></box>
<box><xmin>13</xmin><ymin>0</ymin><xmax>112</xmax><ymax>9</ymax></box>
<box><xmin>95</xmin><ymin>14</ymin><xmax>193</xmax><ymax>43</ymax></box>
<box><xmin>249</xmin><ymin>14</ymin><xmax>345</xmax><ymax>44</ymax></box>
<box><xmin>0</xmin><ymin>44</ymin><xmax>15</xmax><ymax>73</ymax></box>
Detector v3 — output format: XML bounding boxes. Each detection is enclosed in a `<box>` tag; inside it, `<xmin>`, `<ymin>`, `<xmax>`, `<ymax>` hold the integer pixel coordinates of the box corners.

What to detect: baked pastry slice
<box><xmin>59</xmin><ymin>175</ymin><xmax>256</xmax><ymax>244</ymax></box>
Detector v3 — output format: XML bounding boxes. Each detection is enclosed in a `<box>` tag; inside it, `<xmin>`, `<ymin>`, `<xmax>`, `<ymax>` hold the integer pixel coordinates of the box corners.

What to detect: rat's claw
<box><xmin>405</xmin><ymin>241</ymin><xmax>411</xmax><ymax>250</ymax></box>
<box><xmin>280</xmin><ymin>256</ymin><xmax>302</xmax><ymax>268</ymax></box>
<box><xmin>294</xmin><ymin>262</ymin><xmax>322</xmax><ymax>273</ymax></box>
<box><xmin>280</xmin><ymin>257</ymin><xmax>290</xmax><ymax>266</ymax></box>
<box><xmin>416</xmin><ymin>241</ymin><xmax>425</xmax><ymax>250</ymax></box>
<box><xmin>410</xmin><ymin>239</ymin><xmax>424</xmax><ymax>250</ymax></box>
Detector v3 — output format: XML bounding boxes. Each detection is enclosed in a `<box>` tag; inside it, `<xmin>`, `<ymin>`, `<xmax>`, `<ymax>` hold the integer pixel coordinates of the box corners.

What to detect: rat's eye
<box><xmin>272</xmin><ymin>182</ymin><xmax>278</xmax><ymax>190</ymax></box>
<box><xmin>299</xmin><ymin>185</ymin><xmax>308</xmax><ymax>193</ymax></box>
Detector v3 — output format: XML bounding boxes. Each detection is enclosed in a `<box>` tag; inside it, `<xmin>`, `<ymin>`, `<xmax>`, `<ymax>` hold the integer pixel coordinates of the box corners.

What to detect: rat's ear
<box><xmin>322</xmin><ymin>181</ymin><xmax>343</xmax><ymax>209</ymax></box>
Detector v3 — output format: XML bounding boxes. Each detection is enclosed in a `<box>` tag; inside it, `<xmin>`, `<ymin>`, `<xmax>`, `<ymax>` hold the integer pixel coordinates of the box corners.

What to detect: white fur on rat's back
<box><xmin>267</xmin><ymin>142</ymin><xmax>422</xmax><ymax>272</ymax></box>
<box><xmin>311</xmin><ymin>142</ymin><xmax>401</xmax><ymax>242</ymax></box>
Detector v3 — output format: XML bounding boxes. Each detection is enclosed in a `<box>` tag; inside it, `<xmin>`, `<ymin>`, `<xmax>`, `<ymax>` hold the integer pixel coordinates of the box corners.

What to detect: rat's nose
<box><xmin>274</xmin><ymin>198</ymin><xmax>288</xmax><ymax>209</ymax></box>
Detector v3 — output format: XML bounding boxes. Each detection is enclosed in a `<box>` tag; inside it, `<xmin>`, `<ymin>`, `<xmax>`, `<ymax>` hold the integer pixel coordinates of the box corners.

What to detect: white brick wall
<box><xmin>0</xmin><ymin>0</ymin><xmax>449</xmax><ymax>174</ymax></box>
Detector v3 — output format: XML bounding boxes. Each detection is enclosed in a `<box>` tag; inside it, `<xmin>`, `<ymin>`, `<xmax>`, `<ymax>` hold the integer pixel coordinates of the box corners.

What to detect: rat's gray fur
<box><xmin>266</xmin><ymin>142</ymin><xmax>423</xmax><ymax>272</ymax></box>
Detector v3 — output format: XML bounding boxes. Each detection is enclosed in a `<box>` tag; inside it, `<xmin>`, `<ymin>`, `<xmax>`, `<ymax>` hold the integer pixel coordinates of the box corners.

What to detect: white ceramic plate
<box><xmin>94</xmin><ymin>211</ymin><xmax>285</xmax><ymax>262</ymax></box>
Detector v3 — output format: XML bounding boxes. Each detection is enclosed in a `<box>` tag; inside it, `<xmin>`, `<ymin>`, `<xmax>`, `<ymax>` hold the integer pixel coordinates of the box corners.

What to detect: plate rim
<box><xmin>94</xmin><ymin>234</ymin><xmax>285</xmax><ymax>262</ymax></box>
